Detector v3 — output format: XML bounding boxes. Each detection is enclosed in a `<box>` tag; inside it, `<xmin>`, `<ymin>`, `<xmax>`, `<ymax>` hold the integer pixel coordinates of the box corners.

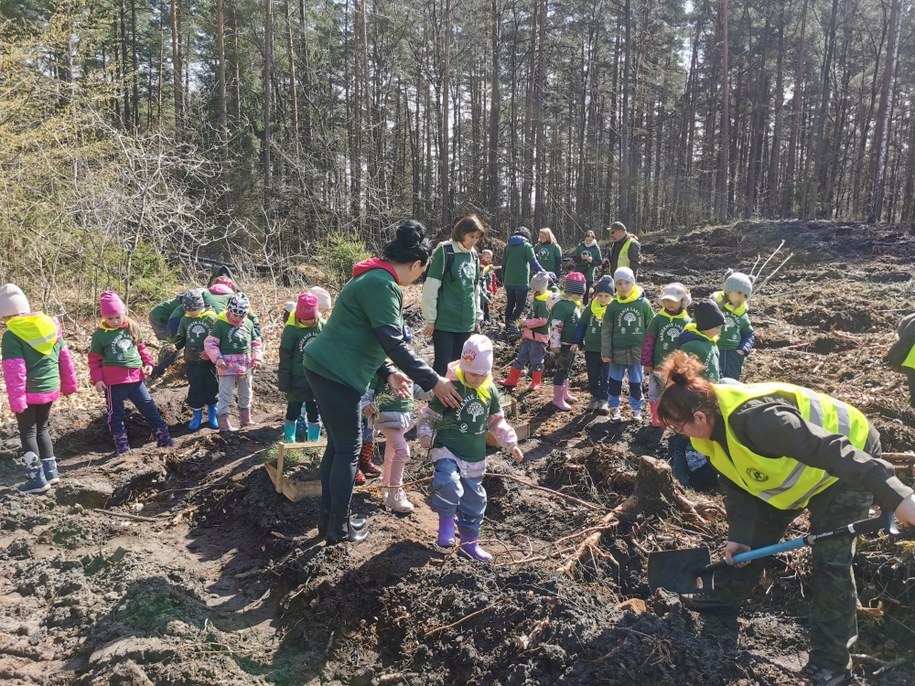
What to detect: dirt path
<box><xmin>0</xmin><ymin>219</ymin><xmax>912</xmax><ymax>685</ymax></box>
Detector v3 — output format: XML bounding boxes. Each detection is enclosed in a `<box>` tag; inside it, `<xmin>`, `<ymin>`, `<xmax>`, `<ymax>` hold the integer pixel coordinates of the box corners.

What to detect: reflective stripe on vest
<box><xmin>618</xmin><ymin>238</ymin><xmax>633</xmax><ymax>267</ymax></box>
<box><xmin>690</xmin><ymin>382</ymin><xmax>871</xmax><ymax>510</ymax></box>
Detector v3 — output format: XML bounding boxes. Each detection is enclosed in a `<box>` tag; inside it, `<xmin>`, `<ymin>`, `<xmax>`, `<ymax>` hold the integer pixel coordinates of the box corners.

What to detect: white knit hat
<box><xmin>459</xmin><ymin>334</ymin><xmax>494</xmax><ymax>376</ymax></box>
<box><xmin>0</xmin><ymin>284</ymin><xmax>31</xmax><ymax>318</ymax></box>
<box><xmin>308</xmin><ymin>286</ymin><xmax>333</xmax><ymax>311</ymax></box>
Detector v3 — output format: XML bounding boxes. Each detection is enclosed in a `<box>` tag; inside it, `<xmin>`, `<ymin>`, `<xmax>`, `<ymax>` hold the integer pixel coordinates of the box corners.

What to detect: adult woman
<box><xmin>534</xmin><ymin>228</ymin><xmax>563</xmax><ymax>278</ymax></box>
<box><xmin>502</xmin><ymin>226</ymin><xmax>545</xmax><ymax>338</ymax></box>
<box><xmin>422</xmin><ymin>214</ymin><xmax>484</xmax><ymax>375</ymax></box>
<box><xmin>304</xmin><ymin>221</ymin><xmax>462</xmax><ymax>544</ymax></box>
<box><xmin>656</xmin><ymin>351</ymin><xmax>915</xmax><ymax>686</ymax></box>
<box><xmin>573</xmin><ymin>230</ymin><xmax>601</xmax><ymax>304</ymax></box>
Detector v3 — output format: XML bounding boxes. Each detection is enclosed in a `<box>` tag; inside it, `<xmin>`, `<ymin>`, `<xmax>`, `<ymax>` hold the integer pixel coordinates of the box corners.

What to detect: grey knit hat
<box><xmin>530</xmin><ymin>271</ymin><xmax>551</xmax><ymax>292</ymax></box>
<box><xmin>181</xmin><ymin>288</ymin><xmax>205</xmax><ymax>311</ymax></box>
<box><xmin>723</xmin><ymin>269</ymin><xmax>754</xmax><ymax>297</ymax></box>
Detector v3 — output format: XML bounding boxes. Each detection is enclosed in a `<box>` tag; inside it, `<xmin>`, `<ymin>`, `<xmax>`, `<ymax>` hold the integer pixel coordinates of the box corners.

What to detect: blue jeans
<box><xmin>584</xmin><ymin>351</ymin><xmax>611</xmax><ymax>401</ymax></box>
<box><xmin>512</xmin><ymin>339</ymin><xmax>547</xmax><ymax>372</ymax></box>
<box><xmin>106</xmin><ymin>381</ymin><xmax>166</xmax><ymax>435</ymax></box>
<box><xmin>607</xmin><ymin>363</ymin><xmax>644</xmax><ymax>410</ymax></box>
<box><xmin>431</xmin><ymin>457</ymin><xmax>487</xmax><ymax>537</ymax></box>
<box><xmin>720</xmin><ymin>349</ymin><xmax>745</xmax><ymax>380</ymax></box>
<box><xmin>504</xmin><ymin>286</ymin><xmax>530</xmax><ymax>324</ymax></box>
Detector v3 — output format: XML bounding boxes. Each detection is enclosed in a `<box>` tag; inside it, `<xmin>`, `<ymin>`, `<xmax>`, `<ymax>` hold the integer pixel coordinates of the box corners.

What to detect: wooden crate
<box><xmin>263</xmin><ymin>439</ymin><xmax>327</xmax><ymax>502</ymax></box>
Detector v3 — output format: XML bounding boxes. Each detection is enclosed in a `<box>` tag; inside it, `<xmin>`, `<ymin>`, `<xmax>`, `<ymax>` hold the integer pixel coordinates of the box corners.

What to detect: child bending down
<box><xmin>418</xmin><ymin>335</ymin><xmax>523</xmax><ymax>562</ymax></box>
<box><xmin>89</xmin><ymin>291</ymin><xmax>173</xmax><ymax>454</ymax></box>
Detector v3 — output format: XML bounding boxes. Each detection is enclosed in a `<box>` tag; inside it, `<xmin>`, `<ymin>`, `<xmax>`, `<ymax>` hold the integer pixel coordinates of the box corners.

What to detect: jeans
<box><xmin>584</xmin><ymin>351</ymin><xmax>611</xmax><ymax>401</ymax></box>
<box><xmin>217</xmin><ymin>372</ymin><xmax>253</xmax><ymax>415</ymax></box>
<box><xmin>106</xmin><ymin>382</ymin><xmax>166</xmax><ymax>435</ymax></box>
<box><xmin>186</xmin><ymin>362</ymin><xmax>218</xmax><ymax>409</ymax></box>
<box><xmin>16</xmin><ymin>403</ymin><xmax>54</xmax><ymax>459</ymax></box>
<box><xmin>431</xmin><ymin>457</ymin><xmax>487</xmax><ymax>537</ymax></box>
<box><xmin>305</xmin><ymin>369</ymin><xmax>363</xmax><ymax>520</ymax></box>
<box><xmin>607</xmin><ymin>363</ymin><xmax>644</xmax><ymax>410</ymax></box>
<box><xmin>719</xmin><ymin>349</ymin><xmax>745</xmax><ymax>380</ymax></box>
<box><xmin>432</xmin><ymin>329</ymin><xmax>472</xmax><ymax>376</ymax></box>
<box><xmin>512</xmin><ymin>339</ymin><xmax>547</xmax><ymax>372</ymax></box>
<box><xmin>504</xmin><ymin>286</ymin><xmax>530</xmax><ymax>325</ymax></box>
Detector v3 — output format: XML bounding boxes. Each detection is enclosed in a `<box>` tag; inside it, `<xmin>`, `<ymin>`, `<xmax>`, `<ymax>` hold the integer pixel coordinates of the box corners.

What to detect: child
<box><xmin>363</xmin><ymin>326</ymin><xmax>432</xmax><ymax>513</ymax></box>
<box><xmin>204</xmin><ymin>292</ymin><xmax>263</xmax><ymax>432</ymax></box>
<box><xmin>671</xmin><ymin>298</ymin><xmax>724</xmax><ymax>491</ymax></box>
<box><xmin>642</xmin><ymin>283</ymin><xmax>692</xmax><ymax>426</ymax></box>
<box><xmin>89</xmin><ymin>291</ymin><xmax>173</xmax><ymax>454</ymax></box>
<box><xmin>600</xmin><ymin>268</ymin><xmax>654</xmax><ymax>421</ymax></box>
<box><xmin>886</xmin><ymin>311</ymin><xmax>915</xmax><ymax>408</ymax></box>
<box><xmin>573</xmin><ymin>231</ymin><xmax>602</xmax><ymax>303</ymax></box>
<box><xmin>418</xmin><ymin>335</ymin><xmax>523</xmax><ymax>561</ymax></box>
<box><xmin>500</xmin><ymin>271</ymin><xmax>551</xmax><ymax>391</ymax></box>
<box><xmin>713</xmin><ymin>270</ymin><xmax>756</xmax><ymax>380</ymax></box>
<box><xmin>278</xmin><ymin>293</ymin><xmax>323</xmax><ymax>443</ymax></box>
<box><xmin>173</xmin><ymin>289</ymin><xmax>219</xmax><ymax>431</ymax></box>
<box><xmin>573</xmin><ymin>276</ymin><xmax>614</xmax><ymax>412</ymax></box>
<box><xmin>308</xmin><ymin>286</ymin><xmax>333</xmax><ymax>318</ymax></box>
<box><xmin>549</xmin><ymin>272</ymin><xmax>587</xmax><ymax>410</ymax></box>
<box><xmin>148</xmin><ymin>292</ymin><xmax>186</xmax><ymax>342</ymax></box>
<box><xmin>479</xmin><ymin>249</ymin><xmax>498</xmax><ymax>324</ymax></box>
<box><xmin>0</xmin><ymin>284</ymin><xmax>78</xmax><ymax>493</ymax></box>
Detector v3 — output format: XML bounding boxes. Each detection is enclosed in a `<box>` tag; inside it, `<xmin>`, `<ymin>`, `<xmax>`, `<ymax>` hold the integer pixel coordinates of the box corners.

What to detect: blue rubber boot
<box><xmin>207</xmin><ymin>405</ymin><xmax>219</xmax><ymax>430</ymax></box>
<box><xmin>306</xmin><ymin>423</ymin><xmax>321</xmax><ymax>442</ymax></box>
<box><xmin>296</xmin><ymin>415</ymin><xmax>307</xmax><ymax>441</ymax></box>
<box><xmin>20</xmin><ymin>452</ymin><xmax>50</xmax><ymax>495</ymax></box>
<box><xmin>188</xmin><ymin>409</ymin><xmax>204</xmax><ymax>431</ymax></box>
<box><xmin>283</xmin><ymin>420</ymin><xmax>297</xmax><ymax>443</ymax></box>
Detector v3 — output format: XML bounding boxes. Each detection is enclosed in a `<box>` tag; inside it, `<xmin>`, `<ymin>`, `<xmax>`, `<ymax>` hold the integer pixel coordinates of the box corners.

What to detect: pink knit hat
<box><xmin>99</xmin><ymin>291</ymin><xmax>126</xmax><ymax>318</ymax></box>
<box><xmin>296</xmin><ymin>293</ymin><xmax>319</xmax><ymax>321</ymax></box>
<box><xmin>459</xmin><ymin>334</ymin><xmax>494</xmax><ymax>376</ymax></box>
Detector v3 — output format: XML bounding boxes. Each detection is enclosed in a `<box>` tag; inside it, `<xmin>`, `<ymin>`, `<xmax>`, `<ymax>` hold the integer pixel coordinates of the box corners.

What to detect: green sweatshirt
<box><xmin>526</xmin><ymin>292</ymin><xmax>551</xmax><ymax>336</ymax></box>
<box><xmin>678</xmin><ymin>323</ymin><xmax>721</xmax><ymax>382</ymax></box>
<box><xmin>278</xmin><ymin>315</ymin><xmax>324</xmax><ymax>393</ymax></box>
<box><xmin>713</xmin><ymin>291</ymin><xmax>754</xmax><ymax>352</ymax></box>
<box><xmin>502</xmin><ymin>240</ymin><xmax>537</xmax><ymax>287</ymax></box>
<box><xmin>550</xmin><ymin>298</ymin><xmax>581</xmax><ymax>345</ymax></box>
<box><xmin>370</xmin><ymin>372</ymin><xmax>413</xmax><ymax>413</ymax></box>
<box><xmin>208</xmin><ymin>312</ymin><xmax>259</xmax><ymax>355</ymax></box>
<box><xmin>600</xmin><ymin>286</ymin><xmax>654</xmax><ymax>356</ymax></box>
<box><xmin>2</xmin><ymin>321</ymin><xmax>64</xmax><ymax>395</ymax></box>
<box><xmin>574</xmin><ymin>242</ymin><xmax>602</xmax><ymax>282</ymax></box>
<box><xmin>429</xmin><ymin>380</ymin><xmax>501</xmax><ymax>461</ymax></box>
<box><xmin>174</xmin><ymin>310</ymin><xmax>217</xmax><ymax>364</ymax></box>
<box><xmin>535</xmin><ymin>242</ymin><xmax>563</xmax><ymax>275</ymax></box>
<box><xmin>425</xmin><ymin>242</ymin><xmax>479</xmax><ymax>333</ymax></box>
<box><xmin>150</xmin><ymin>297</ymin><xmax>182</xmax><ymax>327</ymax></box>
<box><xmin>579</xmin><ymin>300</ymin><xmax>609</xmax><ymax>353</ymax></box>
<box><xmin>646</xmin><ymin>309</ymin><xmax>691</xmax><ymax>366</ymax></box>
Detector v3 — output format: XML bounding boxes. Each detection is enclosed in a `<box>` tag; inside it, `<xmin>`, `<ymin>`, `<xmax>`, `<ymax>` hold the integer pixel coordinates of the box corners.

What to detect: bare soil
<box><xmin>0</xmin><ymin>219</ymin><xmax>913</xmax><ymax>685</ymax></box>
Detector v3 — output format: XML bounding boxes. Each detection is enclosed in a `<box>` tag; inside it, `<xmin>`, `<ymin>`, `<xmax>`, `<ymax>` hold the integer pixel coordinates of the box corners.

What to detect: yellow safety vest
<box><xmin>690</xmin><ymin>382</ymin><xmax>871</xmax><ymax>510</ymax></box>
<box><xmin>617</xmin><ymin>237</ymin><xmax>636</xmax><ymax>268</ymax></box>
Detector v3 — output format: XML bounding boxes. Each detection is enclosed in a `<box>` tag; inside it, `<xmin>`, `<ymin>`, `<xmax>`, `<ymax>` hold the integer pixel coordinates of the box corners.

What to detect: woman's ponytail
<box><xmin>656</xmin><ymin>351</ymin><xmax>718</xmax><ymax>426</ymax></box>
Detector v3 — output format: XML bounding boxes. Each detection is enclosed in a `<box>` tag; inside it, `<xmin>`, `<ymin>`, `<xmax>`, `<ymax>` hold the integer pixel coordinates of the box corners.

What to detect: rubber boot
<box><xmin>552</xmin><ymin>385</ymin><xmax>572</xmax><ymax>411</ymax></box>
<box><xmin>319</xmin><ymin>506</ymin><xmax>365</xmax><ymax>536</ymax></box>
<box><xmin>437</xmin><ymin>515</ymin><xmax>456</xmax><ymax>547</ymax></box>
<box><xmin>563</xmin><ymin>381</ymin><xmax>577</xmax><ymax>403</ymax></box>
<box><xmin>458</xmin><ymin>535</ymin><xmax>493</xmax><ymax>562</ymax></box>
<box><xmin>354</xmin><ymin>468</ymin><xmax>366</xmax><ymax>485</ymax></box>
<box><xmin>113</xmin><ymin>431</ymin><xmax>130</xmax><ymax>455</ymax></box>
<box><xmin>358</xmin><ymin>441</ymin><xmax>381</xmax><ymax>477</ymax></box>
<box><xmin>154</xmin><ymin>425</ymin><xmax>174</xmax><ymax>448</ymax></box>
<box><xmin>306</xmin><ymin>423</ymin><xmax>321</xmax><ymax>442</ymax></box>
<box><xmin>41</xmin><ymin>457</ymin><xmax>60</xmax><ymax>486</ymax></box>
<box><xmin>499</xmin><ymin>366</ymin><xmax>522</xmax><ymax>388</ymax></box>
<box><xmin>217</xmin><ymin>414</ymin><xmax>237</xmax><ymax>433</ymax></box>
<box><xmin>649</xmin><ymin>401</ymin><xmax>662</xmax><ymax>427</ymax></box>
<box><xmin>529</xmin><ymin>370</ymin><xmax>543</xmax><ymax>391</ymax></box>
<box><xmin>239</xmin><ymin>408</ymin><xmax>253</xmax><ymax>428</ymax></box>
<box><xmin>188</xmin><ymin>408</ymin><xmax>204</xmax><ymax>432</ymax></box>
<box><xmin>296</xmin><ymin>415</ymin><xmax>307</xmax><ymax>440</ymax></box>
<box><xmin>325</xmin><ymin>514</ymin><xmax>369</xmax><ymax>545</ymax></box>
<box><xmin>207</xmin><ymin>405</ymin><xmax>219</xmax><ymax>430</ymax></box>
<box><xmin>19</xmin><ymin>452</ymin><xmax>50</xmax><ymax>494</ymax></box>
<box><xmin>283</xmin><ymin>420</ymin><xmax>297</xmax><ymax>443</ymax></box>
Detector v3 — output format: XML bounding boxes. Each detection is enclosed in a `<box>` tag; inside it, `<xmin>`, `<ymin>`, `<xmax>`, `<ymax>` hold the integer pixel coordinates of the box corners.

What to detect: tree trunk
<box><xmin>488</xmin><ymin>0</ymin><xmax>502</xmax><ymax>230</ymax></box>
<box><xmin>619</xmin><ymin>0</ymin><xmax>632</xmax><ymax>225</ymax></box>
<box><xmin>216</xmin><ymin>0</ymin><xmax>229</xmax><ymax>157</ymax></box>
<box><xmin>782</xmin><ymin>0</ymin><xmax>807</xmax><ymax>217</ymax></box>
<box><xmin>284</xmin><ymin>0</ymin><xmax>300</xmax><ymax>158</ymax></box>
<box><xmin>804</xmin><ymin>0</ymin><xmax>839</xmax><ymax>219</ymax></box>
<box><xmin>169</xmin><ymin>0</ymin><xmax>183</xmax><ymax>137</ymax></box>
<box><xmin>264</xmin><ymin>0</ymin><xmax>274</xmax><ymax>208</ymax></box>
<box><xmin>717</xmin><ymin>0</ymin><xmax>729</xmax><ymax>221</ymax></box>
<box><xmin>867</xmin><ymin>0</ymin><xmax>902</xmax><ymax>223</ymax></box>
<box><xmin>441</xmin><ymin>0</ymin><xmax>452</xmax><ymax>230</ymax></box>
<box><xmin>532</xmin><ymin>0</ymin><xmax>547</xmax><ymax>229</ymax></box>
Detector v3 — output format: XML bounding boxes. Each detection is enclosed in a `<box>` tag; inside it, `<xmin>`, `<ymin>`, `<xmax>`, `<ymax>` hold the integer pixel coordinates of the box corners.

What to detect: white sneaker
<box><xmin>384</xmin><ymin>487</ymin><xmax>415</xmax><ymax>513</ymax></box>
<box><xmin>632</xmin><ymin>410</ymin><xmax>643</xmax><ymax>422</ymax></box>
<box><xmin>609</xmin><ymin>407</ymin><xmax>622</xmax><ymax>422</ymax></box>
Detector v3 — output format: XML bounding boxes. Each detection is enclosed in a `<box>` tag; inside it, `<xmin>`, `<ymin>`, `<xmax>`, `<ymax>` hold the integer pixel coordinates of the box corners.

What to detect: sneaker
<box><xmin>632</xmin><ymin>409</ymin><xmax>643</xmax><ymax>422</ymax></box>
<box><xmin>799</xmin><ymin>662</ymin><xmax>856</xmax><ymax>686</ymax></box>
<box><xmin>383</xmin><ymin>487</ymin><xmax>415</xmax><ymax>514</ymax></box>
<box><xmin>608</xmin><ymin>407</ymin><xmax>622</xmax><ymax>422</ymax></box>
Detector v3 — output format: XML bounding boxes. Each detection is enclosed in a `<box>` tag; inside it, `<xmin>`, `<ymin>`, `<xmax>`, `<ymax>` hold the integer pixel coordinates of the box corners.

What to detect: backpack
<box><xmin>441</xmin><ymin>243</ymin><xmax>480</xmax><ymax>284</ymax></box>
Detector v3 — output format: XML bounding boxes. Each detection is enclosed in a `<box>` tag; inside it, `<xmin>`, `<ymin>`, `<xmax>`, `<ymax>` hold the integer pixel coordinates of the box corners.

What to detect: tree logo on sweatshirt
<box><xmin>459</xmin><ymin>260</ymin><xmax>476</xmax><ymax>286</ymax></box>
<box><xmin>746</xmin><ymin>468</ymin><xmax>769</xmax><ymax>483</ymax></box>
<box><xmin>619</xmin><ymin>310</ymin><xmax>638</xmax><ymax>334</ymax></box>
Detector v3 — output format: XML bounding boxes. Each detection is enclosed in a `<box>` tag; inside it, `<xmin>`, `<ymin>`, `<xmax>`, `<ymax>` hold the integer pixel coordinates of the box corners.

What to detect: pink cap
<box><xmin>296</xmin><ymin>293</ymin><xmax>319</xmax><ymax>321</ymax></box>
<box><xmin>99</xmin><ymin>291</ymin><xmax>126</xmax><ymax>318</ymax></box>
<box><xmin>459</xmin><ymin>334</ymin><xmax>494</xmax><ymax>376</ymax></box>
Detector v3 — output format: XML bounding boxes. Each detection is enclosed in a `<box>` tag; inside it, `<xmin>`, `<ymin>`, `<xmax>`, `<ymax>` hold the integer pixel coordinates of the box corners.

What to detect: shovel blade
<box><xmin>648</xmin><ymin>547</ymin><xmax>712</xmax><ymax>594</ymax></box>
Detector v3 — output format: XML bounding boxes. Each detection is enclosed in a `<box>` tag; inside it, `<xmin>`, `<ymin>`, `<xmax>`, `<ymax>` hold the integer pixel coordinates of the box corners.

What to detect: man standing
<box><xmin>604</xmin><ymin>221</ymin><xmax>641</xmax><ymax>280</ymax></box>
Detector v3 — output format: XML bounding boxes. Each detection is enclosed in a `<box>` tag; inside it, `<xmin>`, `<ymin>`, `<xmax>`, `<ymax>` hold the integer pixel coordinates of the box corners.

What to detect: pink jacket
<box><xmin>2</xmin><ymin>316</ymin><xmax>78</xmax><ymax>414</ymax></box>
<box><xmin>520</xmin><ymin>316</ymin><xmax>549</xmax><ymax>344</ymax></box>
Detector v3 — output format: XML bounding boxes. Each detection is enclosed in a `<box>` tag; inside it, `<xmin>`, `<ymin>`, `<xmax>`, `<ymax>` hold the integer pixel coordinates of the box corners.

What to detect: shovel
<box><xmin>648</xmin><ymin>512</ymin><xmax>901</xmax><ymax>595</ymax></box>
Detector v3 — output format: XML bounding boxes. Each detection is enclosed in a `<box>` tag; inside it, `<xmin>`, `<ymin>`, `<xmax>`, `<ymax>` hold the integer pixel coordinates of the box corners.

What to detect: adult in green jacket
<box><xmin>303</xmin><ymin>220</ymin><xmax>462</xmax><ymax>545</ymax></box>
<box><xmin>421</xmin><ymin>215</ymin><xmax>484</xmax><ymax>375</ymax></box>
<box><xmin>502</xmin><ymin>226</ymin><xmax>545</xmax><ymax>337</ymax></box>
<box><xmin>656</xmin><ymin>351</ymin><xmax>915</xmax><ymax>685</ymax></box>
<box><xmin>534</xmin><ymin>228</ymin><xmax>563</xmax><ymax>277</ymax></box>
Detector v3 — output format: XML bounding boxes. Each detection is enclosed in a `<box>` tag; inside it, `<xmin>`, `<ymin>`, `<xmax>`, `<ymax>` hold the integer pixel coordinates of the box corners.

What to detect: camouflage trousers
<box><xmin>712</xmin><ymin>483</ymin><xmax>873</xmax><ymax>671</ymax></box>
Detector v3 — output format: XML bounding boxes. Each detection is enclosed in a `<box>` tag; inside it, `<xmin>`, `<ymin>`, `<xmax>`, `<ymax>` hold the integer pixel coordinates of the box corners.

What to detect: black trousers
<box><xmin>304</xmin><ymin>369</ymin><xmax>363</xmax><ymax>521</ymax></box>
<box><xmin>187</xmin><ymin>362</ymin><xmax>218</xmax><ymax>409</ymax></box>
<box><xmin>17</xmin><ymin>403</ymin><xmax>54</xmax><ymax>459</ymax></box>
<box><xmin>432</xmin><ymin>329</ymin><xmax>472</xmax><ymax>376</ymax></box>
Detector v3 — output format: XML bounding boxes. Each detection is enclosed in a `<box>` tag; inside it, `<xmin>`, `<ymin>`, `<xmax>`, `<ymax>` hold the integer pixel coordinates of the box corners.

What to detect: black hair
<box><xmin>382</xmin><ymin>219</ymin><xmax>433</xmax><ymax>265</ymax></box>
<box><xmin>513</xmin><ymin>226</ymin><xmax>531</xmax><ymax>240</ymax></box>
